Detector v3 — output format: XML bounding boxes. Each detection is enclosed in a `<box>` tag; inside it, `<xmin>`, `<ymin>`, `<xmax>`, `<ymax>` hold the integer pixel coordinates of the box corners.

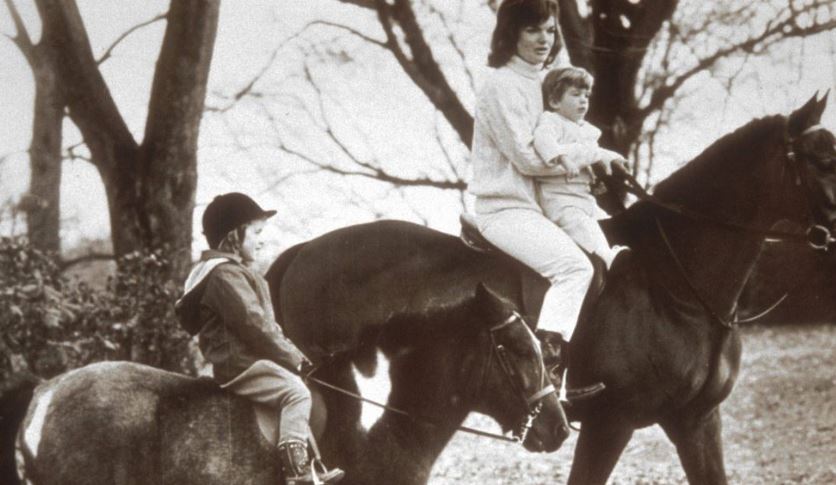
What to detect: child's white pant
<box><xmin>476</xmin><ymin>207</ymin><xmax>592</xmax><ymax>340</ymax></box>
<box><xmin>543</xmin><ymin>202</ymin><xmax>618</xmax><ymax>268</ymax></box>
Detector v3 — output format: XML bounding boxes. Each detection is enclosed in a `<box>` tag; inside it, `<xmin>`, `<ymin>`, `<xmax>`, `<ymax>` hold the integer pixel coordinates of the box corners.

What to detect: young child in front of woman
<box><xmin>531</xmin><ymin>67</ymin><xmax>627</xmax><ymax>394</ymax></box>
<box><xmin>533</xmin><ymin>66</ymin><xmax>626</xmax><ymax>271</ymax></box>
<box><xmin>175</xmin><ymin>192</ymin><xmax>343</xmax><ymax>485</ymax></box>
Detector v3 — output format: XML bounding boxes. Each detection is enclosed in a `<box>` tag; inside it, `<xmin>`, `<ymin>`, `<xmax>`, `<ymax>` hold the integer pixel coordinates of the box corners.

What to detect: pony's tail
<box><xmin>264</xmin><ymin>242</ymin><xmax>306</xmax><ymax>325</ymax></box>
<box><xmin>0</xmin><ymin>372</ymin><xmax>39</xmax><ymax>485</ymax></box>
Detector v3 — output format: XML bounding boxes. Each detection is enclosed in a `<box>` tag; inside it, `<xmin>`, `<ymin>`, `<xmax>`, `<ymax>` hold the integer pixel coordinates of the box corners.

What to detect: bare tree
<box><xmin>4</xmin><ymin>1</ymin><xmax>168</xmax><ymax>256</ymax></box>
<box><xmin>5</xmin><ymin>0</ymin><xmax>64</xmax><ymax>253</ymax></box>
<box><xmin>10</xmin><ymin>0</ymin><xmax>219</xmax><ymax>279</ymax></box>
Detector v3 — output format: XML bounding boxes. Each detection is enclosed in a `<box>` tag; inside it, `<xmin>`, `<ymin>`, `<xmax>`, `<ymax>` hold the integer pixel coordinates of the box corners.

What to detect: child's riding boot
<box><xmin>278</xmin><ymin>439</ymin><xmax>344</xmax><ymax>485</ymax></box>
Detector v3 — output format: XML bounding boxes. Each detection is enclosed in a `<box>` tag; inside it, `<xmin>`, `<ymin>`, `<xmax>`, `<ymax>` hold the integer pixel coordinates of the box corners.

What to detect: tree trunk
<box><xmin>34</xmin><ymin>0</ymin><xmax>219</xmax><ymax>281</ymax></box>
<box><xmin>25</xmin><ymin>65</ymin><xmax>63</xmax><ymax>254</ymax></box>
<box><xmin>6</xmin><ymin>0</ymin><xmax>65</xmax><ymax>253</ymax></box>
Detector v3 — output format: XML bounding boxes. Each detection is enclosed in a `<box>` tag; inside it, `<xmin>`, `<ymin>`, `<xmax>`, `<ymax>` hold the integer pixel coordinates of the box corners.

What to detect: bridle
<box><xmin>302</xmin><ymin>311</ymin><xmax>557</xmax><ymax>445</ymax></box>
<box><xmin>472</xmin><ymin>311</ymin><xmax>556</xmax><ymax>443</ymax></box>
<box><xmin>614</xmin><ymin>123</ymin><xmax>834</xmax><ymax>329</ymax></box>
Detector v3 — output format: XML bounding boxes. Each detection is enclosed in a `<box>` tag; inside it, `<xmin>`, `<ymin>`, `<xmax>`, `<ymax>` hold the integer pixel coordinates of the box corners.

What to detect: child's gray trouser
<box><xmin>222</xmin><ymin>359</ymin><xmax>312</xmax><ymax>444</ymax></box>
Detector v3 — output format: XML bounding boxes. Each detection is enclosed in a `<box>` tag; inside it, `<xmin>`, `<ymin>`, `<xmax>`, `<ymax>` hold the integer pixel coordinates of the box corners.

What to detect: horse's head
<box><xmin>785</xmin><ymin>92</ymin><xmax>836</xmax><ymax>248</ymax></box>
<box><xmin>465</xmin><ymin>283</ymin><xmax>569</xmax><ymax>452</ymax></box>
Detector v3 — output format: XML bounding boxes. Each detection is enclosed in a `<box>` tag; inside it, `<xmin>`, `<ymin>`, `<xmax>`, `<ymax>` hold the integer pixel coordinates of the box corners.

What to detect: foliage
<box><xmin>0</xmin><ymin>236</ymin><xmax>192</xmax><ymax>382</ymax></box>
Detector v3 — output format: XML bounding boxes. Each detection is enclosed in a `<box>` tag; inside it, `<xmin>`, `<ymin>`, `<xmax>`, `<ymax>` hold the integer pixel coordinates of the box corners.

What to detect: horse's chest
<box><xmin>703</xmin><ymin>332</ymin><xmax>742</xmax><ymax>402</ymax></box>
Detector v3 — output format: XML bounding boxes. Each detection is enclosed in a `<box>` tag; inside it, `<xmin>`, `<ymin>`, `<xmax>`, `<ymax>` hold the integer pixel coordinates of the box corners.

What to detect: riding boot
<box><xmin>535</xmin><ymin>329</ymin><xmax>567</xmax><ymax>391</ymax></box>
<box><xmin>278</xmin><ymin>439</ymin><xmax>345</xmax><ymax>485</ymax></box>
<box><xmin>535</xmin><ymin>330</ymin><xmax>604</xmax><ymax>403</ymax></box>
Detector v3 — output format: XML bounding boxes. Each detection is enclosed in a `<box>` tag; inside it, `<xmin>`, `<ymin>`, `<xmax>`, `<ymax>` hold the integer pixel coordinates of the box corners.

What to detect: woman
<box><xmin>175</xmin><ymin>192</ymin><xmax>343</xmax><ymax>485</ymax></box>
<box><xmin>468</xmin><ymin>0</ymin><xmax>595</xmax><ymax>396</ymax></box>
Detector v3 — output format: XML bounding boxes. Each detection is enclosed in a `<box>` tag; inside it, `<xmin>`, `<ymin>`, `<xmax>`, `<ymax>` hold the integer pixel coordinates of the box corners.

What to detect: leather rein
<box><xmin>613</xmin><ymin>124</ymin><xmax>833</xmax><ymax>329</ymax></box>
<box><xmin>303</xmin><ymin>312</ymin><xmax>555</xmax><ymax>444</ymax></box>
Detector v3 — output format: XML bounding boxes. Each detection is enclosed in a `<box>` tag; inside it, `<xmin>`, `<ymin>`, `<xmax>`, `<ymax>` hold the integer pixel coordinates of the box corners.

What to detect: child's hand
<box><xmin>560</xmin><ymin>156</ymin><xmax>581</xmax><ymax>179</ymax></box>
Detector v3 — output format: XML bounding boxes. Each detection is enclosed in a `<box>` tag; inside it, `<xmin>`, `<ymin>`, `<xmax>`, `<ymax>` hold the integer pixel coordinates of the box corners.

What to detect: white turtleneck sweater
<box><xmin>469</xmin><ymin>56</ymin><xmax>567</xmax><ymax>215</ymax></box>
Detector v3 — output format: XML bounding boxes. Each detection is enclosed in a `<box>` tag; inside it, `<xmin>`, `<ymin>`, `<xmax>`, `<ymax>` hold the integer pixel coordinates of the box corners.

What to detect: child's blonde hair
<box><xmin>542</xmin><ymin>66</ymin><xmax>593</xmax><ymax>109</ymax></box>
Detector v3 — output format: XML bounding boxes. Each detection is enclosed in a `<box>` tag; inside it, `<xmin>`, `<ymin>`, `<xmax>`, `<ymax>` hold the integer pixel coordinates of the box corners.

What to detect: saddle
<box><xmin>459</xmin><ymin>213</ymin><xmax>495</xmax><ymax>253</ymax></box>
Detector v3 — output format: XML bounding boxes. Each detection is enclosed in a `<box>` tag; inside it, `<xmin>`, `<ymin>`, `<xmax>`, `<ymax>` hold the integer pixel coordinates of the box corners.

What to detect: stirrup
<box><xmin>311</xmin><ymin>460</ymin><xmax>344</xmax><ymax>484</ymax></box>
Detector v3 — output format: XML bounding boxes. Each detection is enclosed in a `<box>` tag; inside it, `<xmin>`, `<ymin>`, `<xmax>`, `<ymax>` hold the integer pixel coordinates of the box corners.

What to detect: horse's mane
<box><xmin>605</xmin><ymin>114</ymin><xmax>788</xmax><ymax>244</ymax></box>
<box><xmin>651</xmin><ymin>114</ymin><xmax>786</xmax><ymax>206</ymax></box>
<box><xmin>371</xmin><ymin>294</ymin><xmax>490</xmax><ymax>357</ymax></box>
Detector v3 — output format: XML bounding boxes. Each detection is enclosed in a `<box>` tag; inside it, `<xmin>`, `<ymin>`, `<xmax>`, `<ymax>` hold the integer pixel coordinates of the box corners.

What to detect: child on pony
<box><xmin>176</xmin><ymin>192</ymin><xmax>343</xmax><ymax>485</ymax></box>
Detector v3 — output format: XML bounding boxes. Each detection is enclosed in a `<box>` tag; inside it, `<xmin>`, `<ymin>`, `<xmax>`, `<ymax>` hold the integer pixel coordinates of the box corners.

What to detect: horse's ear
<box><xmin>474</xmin><ymin>282</ymin><xmax>499</xmax><ymax>305</ymax></box>
<box><xmin>817</xmin><ymin>89</ymin><xmax>830</xmax><ymax>115</ymax></box>
<box><xmin>788</xmin><ymin>93</ymin><xmax>826</xmax><ymax>136</ymax></box>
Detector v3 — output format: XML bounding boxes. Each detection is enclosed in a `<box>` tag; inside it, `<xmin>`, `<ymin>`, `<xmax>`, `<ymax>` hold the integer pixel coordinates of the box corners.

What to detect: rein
<box><xmin>303</xmin><ymin>374</ymin><xmax>520</xmax><ymax>443</ymax></box>
<box><xmin>616</xmin><ymin>167</ymin><xmax>833</xmax><ymax>249</ymax></box>
<box><xmin>302</xmin><ymin>312</ymin><xmax>553</xmax><ymax>445</ymax></box>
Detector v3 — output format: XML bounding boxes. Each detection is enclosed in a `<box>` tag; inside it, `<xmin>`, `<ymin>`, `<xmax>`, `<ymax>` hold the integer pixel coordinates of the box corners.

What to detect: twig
<box><xmin>96</xmin><ymin>12</ymin><xmax>168</xmax><ymax>65</ymax></box>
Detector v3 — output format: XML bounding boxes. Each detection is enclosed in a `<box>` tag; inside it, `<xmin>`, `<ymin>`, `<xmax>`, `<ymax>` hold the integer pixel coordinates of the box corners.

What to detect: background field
<box><xmin>429</xmin><ymin>324</ymin><xmax>835</xmax><ymax>484</ymax></box>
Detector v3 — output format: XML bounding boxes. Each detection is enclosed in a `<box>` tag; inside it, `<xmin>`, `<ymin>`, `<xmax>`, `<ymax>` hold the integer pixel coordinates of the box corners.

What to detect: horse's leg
<box><xmin>567</xmin><ymin>417</ymin><xmax>634</xmax><ymax>485</ymax></box>
<box><xmin>313</xmin><ymin>361</ymin><xmax>363</xmax><ymax>470</ymax></box>
<box><xmin>660</xmin><ymin>408</ymin><xmax>728</xmax><ymax>485</ymax></box>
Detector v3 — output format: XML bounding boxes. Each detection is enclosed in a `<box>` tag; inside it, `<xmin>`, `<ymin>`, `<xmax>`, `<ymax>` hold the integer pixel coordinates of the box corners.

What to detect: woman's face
<box><xmin>240</xmin><ymin>219</ymin><xmax>267</xmax><ymax>263</ymax></box>
<box><xmin>515</xmin><ymin>18</ymin><xmax>556</xmax><ymax>66</ymax></box>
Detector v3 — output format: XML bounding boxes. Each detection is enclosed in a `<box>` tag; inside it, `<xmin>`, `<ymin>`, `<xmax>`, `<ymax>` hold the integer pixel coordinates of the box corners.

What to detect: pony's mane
<box><xmin>372</xmin><ymin>295</ymin><xmax>493</xmax><ymax>355</ymax></box>
<box><xmin>650</xmin><ymin>114</ymin><xmax>787</xmax><ymax>205</ymax></box>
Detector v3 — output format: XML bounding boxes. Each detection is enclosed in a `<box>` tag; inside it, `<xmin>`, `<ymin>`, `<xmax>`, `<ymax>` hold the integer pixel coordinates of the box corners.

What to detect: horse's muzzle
<box><xmin>522</xmin><ymin>399</ymin><xmax>570</xmax><ymax>453</ymax></box>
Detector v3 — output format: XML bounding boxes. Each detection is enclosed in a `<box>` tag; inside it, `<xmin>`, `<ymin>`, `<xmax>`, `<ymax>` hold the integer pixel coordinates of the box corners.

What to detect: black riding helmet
<box><xmin>202</xmin><ymin>192</ymin><xmax>276</xmax><ymax>249</ymax></box>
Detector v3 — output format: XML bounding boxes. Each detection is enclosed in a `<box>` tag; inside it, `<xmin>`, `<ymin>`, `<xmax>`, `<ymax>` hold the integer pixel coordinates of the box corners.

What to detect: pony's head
<box><xmin>377</xmin><ymin>282</ymin><xmax>569</xmax><ymax>452</ymax></box>
<box><xmin>465</xmin><ymin>283</ymin><xmax>569</xmax><ymax>452</ymax></box>
<box><xmin>785</xmin><ymin>92</ymin><xmax>836</xmax><ymax>247</ymax></box>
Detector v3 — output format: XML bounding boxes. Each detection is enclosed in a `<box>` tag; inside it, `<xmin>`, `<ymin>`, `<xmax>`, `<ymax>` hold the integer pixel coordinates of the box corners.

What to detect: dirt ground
<box><xmin>429</xmin><ymin>324</ymin><xmax>835</xmax><ymax>484</ymax></box>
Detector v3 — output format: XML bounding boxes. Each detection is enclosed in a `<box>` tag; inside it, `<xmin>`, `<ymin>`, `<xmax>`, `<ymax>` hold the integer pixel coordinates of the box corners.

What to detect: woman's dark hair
<box><xmin>488</xmin><ymin>0</ymin><xmax>561</xmax><ymax>68</ymax></box>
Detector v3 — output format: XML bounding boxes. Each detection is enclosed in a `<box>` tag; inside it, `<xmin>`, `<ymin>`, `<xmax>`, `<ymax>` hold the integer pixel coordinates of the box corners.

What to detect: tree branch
<box><xmin>143</xmin><ymin>0</ymin><xmax>219</xmax><ymax>154</ymax></box>
<box><xmin>96</xmin><ymin>11</ymin><xmax>167</xmax><ymax>65</ymax></box>
<box><xmin>337</xmin><ymin>0</ymin><xmax>375</xmax><ymax>9</ymax></box>
<box><xmin>640</xmin><ymin>2</ymin><xmax>836</xmax><ymax>119</ymax></box>
<box><xmin>35</xmin><ymin>0</ymin><xmax>138</xmax><ymax>173</ymax></box>
<box><xmin>3</xmin><ymin>0</ymin><xmax>35</xmax><ymax>62</ymax></box>
<box><xmin>58</xmin><ymin>252</ymin><xmax>115</xmax><ymax>271</ymax></box>
<box><xmin>308</xmin><ymin>19</ymin><xmax>387</xmax><ymax>46</ymax></box>
<box><xmin>374</xmin><ymin>0</ymin><xmax>473</xmax><ymax>146</ymax></box>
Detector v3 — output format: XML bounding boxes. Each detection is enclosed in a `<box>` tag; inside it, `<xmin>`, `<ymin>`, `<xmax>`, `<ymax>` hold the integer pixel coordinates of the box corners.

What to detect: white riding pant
<box><xmin>541</xmin><ymin>200</ymin><xmax>618</xmax><ymax>268</ymax></box>
<box><xmin>476</xmin><ymin>207</ymin><xmax>593</xmax><ymax>340</ymax></box>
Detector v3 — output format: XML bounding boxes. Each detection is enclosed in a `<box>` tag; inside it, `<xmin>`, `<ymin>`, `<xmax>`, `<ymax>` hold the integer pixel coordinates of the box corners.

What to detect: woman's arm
<box><xmin>481</xmin><ymin>79</ymin><xmax>567</xmax><ymax>177</ymax></box>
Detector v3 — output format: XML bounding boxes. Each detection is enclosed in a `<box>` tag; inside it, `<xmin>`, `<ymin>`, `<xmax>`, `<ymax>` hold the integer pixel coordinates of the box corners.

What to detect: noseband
<box><xmin>472</xmin><ymin>311</ymin><xmax>556</xmax><ymax>443</ymax></box>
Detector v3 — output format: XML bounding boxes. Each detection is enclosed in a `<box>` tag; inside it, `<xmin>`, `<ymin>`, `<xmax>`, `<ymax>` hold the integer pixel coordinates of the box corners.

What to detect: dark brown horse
<box><xmin>265</xmin><ymin>94</ymin><xmax>836</xmax><ymax>484</ymax></box>
<box><xmin>3</xmin><ymin>282</ymin><xmax>564</xmax><ymax>485</ymax></box>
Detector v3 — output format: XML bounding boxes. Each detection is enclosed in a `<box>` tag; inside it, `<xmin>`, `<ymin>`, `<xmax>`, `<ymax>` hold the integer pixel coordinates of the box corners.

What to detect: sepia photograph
<box><xmin>1</xmin><ymin>1</ymin><xmax>834</xmax><ymax>484</ymax></box>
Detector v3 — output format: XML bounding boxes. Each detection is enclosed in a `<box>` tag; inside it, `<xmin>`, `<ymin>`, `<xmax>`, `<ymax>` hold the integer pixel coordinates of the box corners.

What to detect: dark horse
<box><xmin>3</xmin><ymin>283</ymin><xmax>566</xmax><ymax>485</ymax></box>
<box><xmin>264</xmin><ymin>94</ymin><xmax>836</xmax><ymax>485</ymax></box>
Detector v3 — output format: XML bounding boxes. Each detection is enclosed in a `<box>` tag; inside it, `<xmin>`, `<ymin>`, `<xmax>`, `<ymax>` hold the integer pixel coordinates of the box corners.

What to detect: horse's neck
<box><xmin>648</xmin><ymin>138</ymin><xmax>786</xmax><ymax>318</ymax></box>
<box><xmin>352</xmin><ymin>410</ymin><xmax>467</xmax><ymax>485</ymax></box>
<box><xmin>656</xmin><ymin>218</ymin><xmax>765</xmax><ymax>318</ymax></box>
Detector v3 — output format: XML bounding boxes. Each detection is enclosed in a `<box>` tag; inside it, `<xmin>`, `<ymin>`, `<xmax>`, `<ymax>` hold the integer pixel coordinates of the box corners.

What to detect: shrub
<box><xmin>0</xmin><ymin>237</ymin><xmax>192</xmax><ymax>381</ymax></box>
